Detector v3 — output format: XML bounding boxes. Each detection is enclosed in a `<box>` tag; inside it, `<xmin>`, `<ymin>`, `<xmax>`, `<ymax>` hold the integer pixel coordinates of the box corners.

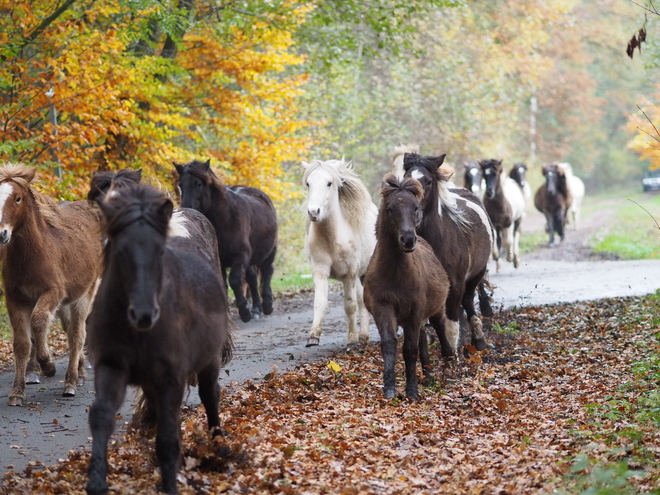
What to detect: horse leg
<box><xmin>87</xmin><ymin>364</ymin><xmax>128</xmax><ymax>495</ymax></box>
<box><xmin>197</xmin><ymin>362</ymin><xmax>222</xmax><ymax>434</ymax></box>
<box><xmin>31</xmin><ymin>288</ymin><xmax>63</xmax><ymax>378</ymax></box>
<box><xmin>557</xmin><ymin>212</ymin><xmax>566</xmax><ymax>242</ymax></box>
<box><xmin>402</xmin><ymin>320</ymin><xmax>422</xmax><ymax>400</ymax></box>
<box><xmin>342</xmin><ymin>276</ymin><xmax>360</xmax><ymax>350</ymax></box>
<box><xmin>439</xmin><ymin>290</ymin><xmax>463</xmax><ymax>358</ymax></box>
<box><xmin>154</xmin><ymin>381</ymin><xmax>185</xmax><ymax>495</ymax></box>
<box><xmin>245</xmin><ymin>266</ymin><xmax>262</xmax><ymax>319</ymax></box>
<box><xmin>372</xmin><ymin>306</ymin><xmax>398</xmax><ymax>398</ymax></box>
<box><xmin>477</xmin><ymin>278</ymin><xmax>494</xmax><ymax>317</ymax></box>
<box><xmin>513</xmin><ymin>218</ymin><xmax>522</xmax><ymax>269</ymax></box>
<box><xmin>418</xmin><ymin>321</ymin><xmax>432</xmax><ymax>384</ymax></box>
<box><xmin>60</xmin><ymin>297</ymin><xmax>90</xmax><ymax>397</ymax></box>
<box><xmin>356</xmin><ymin>277</ymin><xmax>370</xmax><ymax>345</ymax></box>
<box><xmin>306</xmin><ymin>264</ymin><xmax>330</xmax><ymax>347</ymax></box>
<box><xmin>26</xmin><ymin>340</ymin><xmax>40</xmax><ymax>385</ymax></box>
<box><xmin>502</xmin><ymin>226</ymin><xmax>514</xmax><ymax>262</ymax></box>
<box><xmin>463</xmin><ymin>276</ymin><xmax>486</xmax><ymax>351</ymax></box>
<box><xmin>228</xmin><ymin>262</ymin><xmax>251</xmax><ymax>323</ymax></box>
<box><xmin>7</xmin><ymin>300</ymin><xmax>32</xmax><ymax>406</ymax></box>
<box><xmin>545</xmin><ymin>212</ymin><xmax>555</xmax><ymax>245</ymax></box>
<box><xmin>260</xmin><ymin>247</ymin><xmax>277</xmax><ymax>316</ymax></box>
<box><xmin>495</xmin><ymin>228</ymin><xmax>503</xmax><ymax>273</ymax></box>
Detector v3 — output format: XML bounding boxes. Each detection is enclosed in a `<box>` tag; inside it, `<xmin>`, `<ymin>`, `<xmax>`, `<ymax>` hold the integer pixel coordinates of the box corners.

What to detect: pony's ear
<box><xmin>135</xmin><ymin>169</ymin><xmax>143</xmax><ymax>181</ymax></box>
<box><xmin>159</xmin><ymin>197</ymin><xmax>174</xmax><ymax>221</ymax></box>
<box><xmin>541</xmin><ymin>165</ymin><xmax>549</xmax><ymax>176</ymax></box>
<box><xmin>202</xmin><ymin>159</ymin><xmax>211</xmax><ymax>171</ymax></box>
<box><xmin>301</xmin><ymin>161</ymin><xmax>310</xmax><ymax>170</ymax></box>
<box><xmin>23</xmin><ymin>168</ymin><xmax>37</xmax><ymax>184</ymax></box>
<box><xmin>432</xmin><ymin>154</ymin><xmax>447</xmax><ymax>170</ymax></box>
<box><xmin>173</xmin><ymin>162</ymin><xmax>184</xmax><ymax>176</ymax></box>
<box><xmin>438</xmin><ymin>169</ymin><xmax>454</xmax><ymax>183</ymax></box>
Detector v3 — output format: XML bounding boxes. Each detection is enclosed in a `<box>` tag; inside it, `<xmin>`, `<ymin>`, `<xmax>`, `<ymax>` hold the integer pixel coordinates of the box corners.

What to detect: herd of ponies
<box><xmin>0</xmin><ymin>148</ymin><xmax>584</xmax><ymax>494</ymax></box>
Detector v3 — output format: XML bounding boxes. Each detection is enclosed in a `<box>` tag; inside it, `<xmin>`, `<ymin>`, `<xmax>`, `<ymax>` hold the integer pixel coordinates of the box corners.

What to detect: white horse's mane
<box><xmin>303</xmin><ymin>158</ymin><xmax>374</xmax><ymax>230</ymax></box>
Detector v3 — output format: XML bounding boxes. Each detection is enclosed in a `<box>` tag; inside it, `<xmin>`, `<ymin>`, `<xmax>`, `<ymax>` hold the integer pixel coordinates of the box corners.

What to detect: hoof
<box><xmin>250</xmin><ymin>310</ymin><xmax>261</xmax><ymax>320</ymax></box>
<box><xmin>8</xmin><ymin>395</ymin><xmax>24</xmax><ymax>407</ymax></box>
<box><xmin>305</xmin><ymin>337</ymin><xmax>319</xmax><ymax>347</ymax></box>
<box><xmin>359</xmin><ymin>335</ymin><xmax>370</xmax><ymax>346</ymax></box>
<box><xmin>263</xmin><ymin>302</ymin><xmax>273</xmax><ymax>315</ymax></box>
<box><xmin>63</xmin><ymin>384</ymin><xmax>76</xmax><ymax>397</ymax></box>
<box><xmin>238</xmin><ymin>307</ymin><xmax>252</xmax><ymax>323</ymax></box>
<box><xmin>472</xmin><ymin>338</ymin><xmax>487</xmax><ymax>352</ymax></box>
<box><xmin>77</xmin><ymin>376</ymin><xmax>85</xmax><ymax>387</ymax></box>
<box><xmin>406</xmin><ymin>392</ymin><xmax>419</xmax><ymax>401</ymax></box>
<box><xmin>383</xmin><ymin>388</ymin><xmax>395</xmax><ymax>399</ymax></box>
<box><xmin>346</xmin><ymin>342</ymin><xmax>359</xmax><ymax>351</ymax></box>
<box><xmin>41</xmin><ymin>361</ymin><xmax>56</xmax><ymax>377</ymax></box>
<box><xmin>26</xmin><ymin>372</ymin><xmax>40</xmax><ymax>385</ymax></box>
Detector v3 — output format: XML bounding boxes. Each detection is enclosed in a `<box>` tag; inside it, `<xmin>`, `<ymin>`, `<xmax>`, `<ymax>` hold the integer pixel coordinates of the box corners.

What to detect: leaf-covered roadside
<box><xmin>3</xmin><ymin>294</ymin><xmax>660</xmax><ymax>494</ymax></box>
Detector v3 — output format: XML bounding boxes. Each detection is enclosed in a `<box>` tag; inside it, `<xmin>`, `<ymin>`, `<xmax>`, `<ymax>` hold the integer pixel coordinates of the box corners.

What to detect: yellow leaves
<box><xmin>327</xmin><ymin>361</ymin><xmax>341</xmax><ymax>373</ymax></box>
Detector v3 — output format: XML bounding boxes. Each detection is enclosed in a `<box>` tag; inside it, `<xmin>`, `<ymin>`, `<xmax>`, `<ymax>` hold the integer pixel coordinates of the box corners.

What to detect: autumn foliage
<box><xmin>0</xmin><ymin>1</ymin><xmax>314</xmax><ymax>199</ymax></box>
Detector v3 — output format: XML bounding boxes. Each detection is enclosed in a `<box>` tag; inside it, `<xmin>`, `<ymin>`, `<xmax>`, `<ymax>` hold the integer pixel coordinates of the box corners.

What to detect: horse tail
<box><xmin>130</xmin><ymin>388</ymin><xmax>156</xmax><ymax>430</ymax></box>
<box><xmin>220</xmin><ymin>328</ymin><xmax>234</xmax><ymax>368</ymax></box>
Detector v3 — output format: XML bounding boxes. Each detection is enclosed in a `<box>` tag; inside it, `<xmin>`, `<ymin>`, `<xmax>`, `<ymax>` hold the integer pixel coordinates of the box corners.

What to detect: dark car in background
<box><xmin>642</xmin><ymin>169</ymin><xmax>660</xmax><ymax>192</ymax></box>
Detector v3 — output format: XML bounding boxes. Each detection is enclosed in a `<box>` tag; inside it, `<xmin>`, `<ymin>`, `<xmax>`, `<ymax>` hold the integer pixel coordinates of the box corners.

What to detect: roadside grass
<box><xmin>519</xmin><ymin>230</ymin><xmax>549</xmax><ymax>254</ymax></box>
<box><xmin>590</xmin><ymin>191</ymin><xmax>660</xmax><ymax>260</ymax></box>
<box><xmin>553</xmin><ymin>290</ymin><xmax>660</xmax><ymax>493</ymax></box>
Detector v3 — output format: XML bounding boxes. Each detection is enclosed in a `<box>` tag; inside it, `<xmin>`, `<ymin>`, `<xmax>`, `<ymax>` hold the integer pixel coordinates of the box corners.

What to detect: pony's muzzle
<box><xmin>0</xmin><ymin>228</ymin><xmax>11</xmax><ymax>244</ymax></box>
<box><xmin>308</xmin><ymin>208</ymin><xmax>320</xmax><ymax>222</ymax></box>
<box><xmin>399</xmin><ymin>233</ymin><xmax>417</xmax><ymax>252</ymax></box>
<box><xmin>128</xmin><ymin>304</ymin><xmax>161</xmax><ymax>331</ymax></box>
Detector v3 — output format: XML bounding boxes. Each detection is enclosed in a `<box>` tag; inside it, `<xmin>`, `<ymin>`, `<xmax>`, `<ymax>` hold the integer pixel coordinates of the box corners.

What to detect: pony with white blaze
<box><xmin>557</xmin><ymin>163</ymin><xmax>585</xmax><ymax>230</ymax></box>
<box><xmin>302</xmin><ymin>158</ymin><xmax>378</xmax><ymax>349</ymax></box>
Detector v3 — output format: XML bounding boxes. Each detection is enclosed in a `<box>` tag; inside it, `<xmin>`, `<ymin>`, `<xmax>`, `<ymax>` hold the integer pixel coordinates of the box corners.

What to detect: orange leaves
<box><xmin>1</xmin><ymin>1</ymin><xmax>313</xmax><ymax>200</ymax></box>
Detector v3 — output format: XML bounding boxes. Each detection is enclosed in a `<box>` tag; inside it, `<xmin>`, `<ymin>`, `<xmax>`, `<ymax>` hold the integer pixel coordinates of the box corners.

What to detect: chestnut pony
<box><xmin>0</xmin><ymin>164</ymin><xmax>102</xmax><ymax>406</ymax></box>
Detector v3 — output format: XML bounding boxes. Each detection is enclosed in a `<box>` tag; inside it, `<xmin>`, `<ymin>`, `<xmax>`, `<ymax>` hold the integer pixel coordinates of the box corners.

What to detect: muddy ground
<box><xmin>0</xmin><ymin>194</ymin><xmax>658</xmax><ymax>476</ymax></box>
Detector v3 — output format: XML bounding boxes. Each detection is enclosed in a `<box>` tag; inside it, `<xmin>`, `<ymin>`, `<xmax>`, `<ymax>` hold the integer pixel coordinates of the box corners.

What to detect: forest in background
<box><xmin>0</xmin><ymin>0</ymin><xmax>658</xmax><ymax>200</ymax></box>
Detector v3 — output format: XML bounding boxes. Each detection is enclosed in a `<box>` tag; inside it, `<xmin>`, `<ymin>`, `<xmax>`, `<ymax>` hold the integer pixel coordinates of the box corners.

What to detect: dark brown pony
<box><xmin>403</xmin><ymin>153</ymin><xmax>494</xmax><ymax>357</ymax></box>
<box><xmin>174</xmin><ymin>159</ymin><xmax>278</xmax><ymax>322</ymax></box>
<box><xmin>534</xmin><ymin>163</ymin><xmax>572</xmax><ymax>245</ymax></box>
<box><xmin>364</xmin><ymin>174</ymin><xmax>449</xmax><ymax>400</ymax></box>
<box><xmin>0</xmin><ymin>164</ymin><xmax>102</xmax><ymax>406</ymax></box>
<box><xmin>86</xmin><ymin>183</ymin><xmax>232</xmax><ymax>495</ymax></box>
<box><xmin>87</xmin><ymin>167</ymin><xmax>222</xmax><ymax>273</ymax></box>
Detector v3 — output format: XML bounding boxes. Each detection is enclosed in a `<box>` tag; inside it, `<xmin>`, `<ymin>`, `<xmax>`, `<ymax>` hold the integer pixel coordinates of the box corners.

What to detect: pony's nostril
<box><xmin>128</xmin><ymin>307</ymin><xmax>137</xmax><ymax>324</ymax></box>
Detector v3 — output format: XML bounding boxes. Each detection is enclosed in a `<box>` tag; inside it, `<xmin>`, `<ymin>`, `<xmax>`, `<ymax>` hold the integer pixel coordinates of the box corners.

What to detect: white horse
<box><xmin>302</xmin><ymin>158</ymin><xmax>378</xmax><ymax>349</ymax></box>
<box><xmin>558</xmin><ymin>162</ymin><xmax>585</xmax><ymax>229</ymax></box>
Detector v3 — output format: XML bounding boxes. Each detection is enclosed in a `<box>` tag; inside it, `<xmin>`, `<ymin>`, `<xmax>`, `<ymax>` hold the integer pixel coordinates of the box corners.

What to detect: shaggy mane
<box><xmin>302</xmin><ymin>158</ymin><xmax>373</xmax><ymax>230</ymax></box>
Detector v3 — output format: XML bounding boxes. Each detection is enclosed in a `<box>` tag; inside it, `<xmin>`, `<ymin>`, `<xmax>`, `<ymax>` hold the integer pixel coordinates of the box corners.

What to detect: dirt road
<box><xmin>0</xmin><ymin>195</ymin><xmax>658</xmax><ymax>476</ymax></box>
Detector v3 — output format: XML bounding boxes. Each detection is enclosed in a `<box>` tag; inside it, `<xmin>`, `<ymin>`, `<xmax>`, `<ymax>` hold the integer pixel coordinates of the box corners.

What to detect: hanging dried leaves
<box><xmin>627</xmin><ymin>27</ymin><xmax>647</xmax><ymax>59</ymax></box>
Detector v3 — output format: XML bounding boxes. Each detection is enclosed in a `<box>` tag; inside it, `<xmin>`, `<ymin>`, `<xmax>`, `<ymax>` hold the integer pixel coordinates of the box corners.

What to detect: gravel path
<box><xmin>0</xmin><ymin>193</ymin><xmax>659</xmax><ymax>477</ymax></box>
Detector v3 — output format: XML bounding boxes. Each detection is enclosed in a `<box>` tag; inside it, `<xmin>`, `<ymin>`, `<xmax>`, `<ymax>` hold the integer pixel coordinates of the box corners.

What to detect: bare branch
<box><xmin>628</xmin><ymin>199</ymin><xmax>660</xmax><ymax>232</ymax></box>
<box><xmin>637</xmin><ymin>105</ymin><xmax>660</xmax><ymax>142</ymax></box>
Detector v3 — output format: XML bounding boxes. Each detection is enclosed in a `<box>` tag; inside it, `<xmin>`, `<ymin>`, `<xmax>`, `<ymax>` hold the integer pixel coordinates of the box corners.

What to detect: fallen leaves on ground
<box><xmin>3</xmin><ymin>295</ymin><xmax>660</xmax><ymax>494</ymax></box>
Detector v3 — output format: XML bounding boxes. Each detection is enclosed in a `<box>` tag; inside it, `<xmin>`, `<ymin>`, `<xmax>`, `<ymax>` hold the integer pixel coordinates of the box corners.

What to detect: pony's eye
<box><xmin>305</xmin><ymin>182</ymin><xmax>309</xmax><ymax>188</ymax></box>
<box><xmin>327</xmin><ymin>182</ymin><xmax>332</xmax><ymax>187</ymax></box>
<box><xmin>15</xmin><ymin>197</ymin><xmax>21</xmax><ymax>203</ymax></box>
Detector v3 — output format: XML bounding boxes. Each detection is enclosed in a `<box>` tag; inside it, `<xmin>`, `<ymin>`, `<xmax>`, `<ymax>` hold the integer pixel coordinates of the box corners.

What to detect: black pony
<box><xmin>86</xmin><ymin>184</ymin><xmax>232</xmax><ymax>495</ymax></box>
<box><xmin>88</xmin><ymin>167</ymin><xmax>222</xmax><ymax>273</ymax></box>
<box><xmin>174</xmin><ymin>159</ymin><xmax>278</xmax><ymax>322</ymax></box>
